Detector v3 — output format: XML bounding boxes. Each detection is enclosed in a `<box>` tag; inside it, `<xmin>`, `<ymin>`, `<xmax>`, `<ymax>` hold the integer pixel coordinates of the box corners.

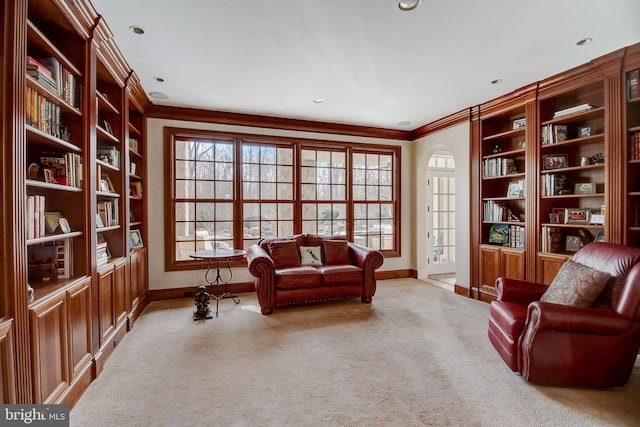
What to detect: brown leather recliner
<box><xmin>488</xmin><ymin>242</ymin><xmax>640</xmax><ymax>387</ymax></box>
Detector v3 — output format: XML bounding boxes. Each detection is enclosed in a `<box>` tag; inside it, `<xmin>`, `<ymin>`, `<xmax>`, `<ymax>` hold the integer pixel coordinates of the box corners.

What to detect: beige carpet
<box><xmin>71</xmin><ymin>279</ymin><xmax>640</xmax><ymax>427</ymax></box>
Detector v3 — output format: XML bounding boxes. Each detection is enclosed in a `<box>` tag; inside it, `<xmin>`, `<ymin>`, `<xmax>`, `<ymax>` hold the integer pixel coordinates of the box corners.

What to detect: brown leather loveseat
<box><xmin>246</xmin><ymin>234</ymin><xmax>384</xmax><ymax>315</ymax></box>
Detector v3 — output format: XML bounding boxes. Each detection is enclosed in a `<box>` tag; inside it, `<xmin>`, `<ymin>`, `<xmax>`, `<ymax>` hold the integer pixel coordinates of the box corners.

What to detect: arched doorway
<box><xmin>426</xmin><ymin>150</ymin><xmax>456</xmax><ymax>285</ymax></box>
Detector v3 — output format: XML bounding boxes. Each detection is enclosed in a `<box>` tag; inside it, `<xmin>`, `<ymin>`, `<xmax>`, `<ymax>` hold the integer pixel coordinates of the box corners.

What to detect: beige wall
<box><xmin>146</xmin><ymin>118</ymin><xmax>415</xmax><ymax>291</ymax></box>
<box><xmin>413</xmin><ymin>122</ymin><xmax>472</xmax><ymax>289</ymax></box>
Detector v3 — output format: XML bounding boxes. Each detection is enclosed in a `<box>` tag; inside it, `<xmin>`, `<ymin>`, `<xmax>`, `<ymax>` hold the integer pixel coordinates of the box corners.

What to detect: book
<box><xmin>553</xmin><ymin>103</ymin><xmax>593</xmax><ymax>118</ymax></box>
<box><xmin>628</xmin><ymin>69</ymin><xmax>639</xmax><ymax>100</ymax></box>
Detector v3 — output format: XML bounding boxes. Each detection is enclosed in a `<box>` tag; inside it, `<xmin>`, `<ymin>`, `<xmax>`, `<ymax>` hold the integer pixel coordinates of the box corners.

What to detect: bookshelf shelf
<box><xmin>27</xmin><ymin>231</ymin><xmax>83</xmax><ymax>245</ymax></box>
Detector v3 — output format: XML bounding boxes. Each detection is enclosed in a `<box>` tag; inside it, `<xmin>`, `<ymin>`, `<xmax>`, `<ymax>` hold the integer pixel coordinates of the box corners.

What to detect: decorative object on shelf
<box><xmin>518</xmin><ymin>141</ymin><xmax>526</xmax><ymax>149</ymax></box>
<box><xmin>492</xmin><ymin>144</ymin><xmax>501</xmax><ymax>154</ymax></box>
<box><xmin>507</xmin><ymin>180</ymin><xmax>524</xmax><ymax>197</ymax></box>
<box><xmin>44</xmin><ymin>212</ymin><xmax>62</xmax><ymax>234</ymax></box>
<box><xmin>58</xmin><ymin>218</ymin><xmax>71</xmax><ymax>233</ymax></box>
<box><xmin>542</xmin><ymin>154</ymin><xmax>568</xmax><ymax>170</ymax></box>
<box><xmin>488</xmin><ymin>224</ymin><xmax>509</xmax><ymax>245</ymax></box>
<box><xmin>565</xmin><ymin>235</ymin><xmax>582</xmax><ymax>252</ymax></box>
<box><xmin>578</xmin><ymin>126</ymin><xmax>592</xmax><ymax>138</ymax></box>
<box><xmin>103</xmin><ymin>120</ymin><xmax>114</xmax><ymax>135</ymax></box>
<box><xmin>549</xmin><ymin>213</ymin><xmax>560</xmax><ymax>224</ymax></box>
<box><xmin>512</xmin><ymin>118</ymin><xmax>526</xmax><ymax>129</ymax></box>
<box><xmin>564</xmin><ymin>208</ymin><xmax>590</xmax><ymax>224</ymax></box>
<box><xmin>129</xmin><ymin>229</ymin><xmax>144</xmax><ymax>249</ymax></box>
<box><xmin>591</xmin><ymin>153</ymin><xmax>604</xmax><ymax>164</ymax></box>
<box><xmin>590</xmin><ymin>213</ymin><xmax>605</xmax><ymax>225</ymax></box>
<box><xmin>574</xmin><ymin>183</ymin><xmax>596</xmax><ymax>194</ymax></box>
<box><xmin>552</xmin><ymin>208</ymin><xmax>565</xmax><ymax>223</ymax></box>
<box><xmin>28</xmin><ymin>163</ymin><xmax>40</xmax><ymax>180</ymax></box>
<box><xmin>580</xmin><ymin>156</ymin><xmax>591</xmax><ymax>166</ymax></box>
<box><xmin>594</xmin><ymin>231</ymin><xmax>605</xmax><ymax>242</ymax></box>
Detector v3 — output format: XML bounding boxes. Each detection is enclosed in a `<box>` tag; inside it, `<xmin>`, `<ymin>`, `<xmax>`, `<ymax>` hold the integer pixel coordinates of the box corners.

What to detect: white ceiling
<box><xmin>92</xmin><ymin>0</ymin><xmax>640</xmax><ymax>131</ymax></box>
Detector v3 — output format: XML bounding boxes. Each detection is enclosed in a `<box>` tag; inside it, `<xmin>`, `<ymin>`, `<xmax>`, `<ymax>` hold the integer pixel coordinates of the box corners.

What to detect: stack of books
<box><xmin>552</xmin><ymin>104</ymin><xmax>593</xmax><ymax>119</ymax></box>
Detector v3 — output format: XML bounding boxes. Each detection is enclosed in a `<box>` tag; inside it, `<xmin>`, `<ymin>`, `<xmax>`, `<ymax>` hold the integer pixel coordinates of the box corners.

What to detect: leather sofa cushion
<box><xmin>540</xmin><ymin>260</ymin><xmax>610</xmax><ymax>307</ymax></box>
<box><xmin>275</xmin><ymin>266</ymin><xmax>321</xmax><ymax>289</ymax></box>
<box><xmin>323</xmin><ymin>240</ymin><xmax>350</xmax><ymax>265</ymax></box>
<box><xmin>318</xmin><ymin>265</ymin><xmax>362</xmax><ymax>286</ymax></box>
<box><xmin>268</xmin><ymin>240</ymin><xmax>301</xmax><ymax>268</ymax></box>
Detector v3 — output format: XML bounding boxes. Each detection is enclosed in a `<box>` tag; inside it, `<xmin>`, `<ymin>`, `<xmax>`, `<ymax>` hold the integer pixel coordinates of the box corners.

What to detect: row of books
<box><xmin>482</xmin><ymin>157</ymin><xmax>516</xmax><ymax>178</ymax></box>
<box><xmin>483</xmin><ymin>200</ymin><xmax>521</xmax><ymax>222</ymax></box>
<box><xmin>39</xmin><ymin>153</ymin><xmax>82</xmax><ymax>188</ymax></box>
<box><xmin>26</xmin><ymin>195</ymin><xmax>46</xmax><ymax>240</ymax></box>
<box><xmin>507</xmin><ymin>225</ymin><xmax>525</xmax><ymax>249</ymax></box>
<box><xmin>552</xmin><ymin>103</ymin><xmax>593</xmax><ymax>119</ymax></box>
<box><xmin>487</xmin><ymin>224</ymin><xmax>525</xmax><ymax>248</ymax></box>
<box><xmin>630</xmin><ymin>132</ymin><xmax>640</xmax><ymax>160</ymax></box>
<box><xmin>541</xmin><ymin>226</ymin><xmax>564</xmax><ymax>253</ymax></box>
<box><xmin>97</xmin><ymin>199</ymin><xmax>120</xmax><ymax>227</ymax></box>
<box><xmin>27</xmin><ymin>239</ymin><xmax>73</xmax><ymax>282</ymax></box>
<box><xmin>628</xmin><ymin>69</ymin><xmax>639</xmax><ymax>100</ymax></box>
<box><xmin>97</xmin><ymin>233</ymin><xmax>110</xmax><ymax>267</ymax></box>
<box><xmin>26</xmin><ymin>86</ymin><xmax>70</xmax><ymax>141</ymax></box>
<box><xmin>541</xmin><ymin>124</ymin><xmax>568</xmax><ymax>145</ymax></box>
<box><xmin>541</xmin><ymin>174</ymin><xmax>566</xmax><ymax>196</ymax></box>
<box><xmin>27</xmin><ymin>55</ymin><xmax>81</xmax><ymax>108</ymax></box>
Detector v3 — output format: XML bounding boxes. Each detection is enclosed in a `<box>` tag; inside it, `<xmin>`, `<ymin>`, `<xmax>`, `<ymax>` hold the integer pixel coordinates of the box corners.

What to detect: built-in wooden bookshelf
<box><xmin>625</xmin><ymin>66</ymin><xmax>640</xmax><ymax>247</ymax></box>
<box><xmin>0</xmin><ymin>0</ymin><xmax>149</xmax><ymax>406</ymax></box>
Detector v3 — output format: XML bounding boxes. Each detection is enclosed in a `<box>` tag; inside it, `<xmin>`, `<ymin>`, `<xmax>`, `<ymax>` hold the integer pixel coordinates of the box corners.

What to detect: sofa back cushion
<box><xmin>267</xmin><ymin>240</ymin><xmax>301</xmax><ymax>268</ymax></box>
<box><xmin>323</xmin><ymin>240</ymin><xmax>351</xmax><ymax>265</ymax></box>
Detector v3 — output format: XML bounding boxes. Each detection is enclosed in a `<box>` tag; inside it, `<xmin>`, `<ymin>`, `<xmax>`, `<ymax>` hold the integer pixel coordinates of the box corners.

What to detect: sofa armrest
<box><xmin>246</xmin><ymin>244</ymin><xmax>276</xmax><ymax>314</ymax></box>
<box><xmin>526</xmin><ymin>301</ymin><xmax>633</xmax><ymax>336</ymax></box>
<box><xmin>348</xmin><ymin>243</ymin><xmax>384</xmax><ymax>271</ymax></box>
<box><xmin>496</xmin><ymin>277</ymin><xmax>548</xmax><ymax>305</ymax></box>
<box><xmin>246</xmin><ymin>244</ymin><xmax>275</xmax><ymax>276</ymax></box>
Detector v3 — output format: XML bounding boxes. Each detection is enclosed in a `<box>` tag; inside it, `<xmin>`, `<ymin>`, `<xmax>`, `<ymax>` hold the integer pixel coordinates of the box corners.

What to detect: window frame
<box><xmin>164</xmin><ymin>127</ymin><xmax>401</xmax><ymax>271</ymax></box>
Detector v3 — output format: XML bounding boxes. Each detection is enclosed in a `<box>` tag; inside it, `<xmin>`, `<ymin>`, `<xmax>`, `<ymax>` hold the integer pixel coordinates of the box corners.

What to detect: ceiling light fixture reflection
<box><xmin>576</xmin><ymin>38</ymin><xmax>593</xmax><ymax>46</ymax></box>
<box><xmin>129</xmin><ymin>26</ymin><xmax>145</xmax><ymax>35</ymax></box>
<box><xmin>398</xmin><ymin>0</ymin><xmax>420</xmax><ymax>11</ymax></box>
<box><xmin>148</xmin><ymin>91</ymin><xmax>169</xmax><ymax>100</ymax></box>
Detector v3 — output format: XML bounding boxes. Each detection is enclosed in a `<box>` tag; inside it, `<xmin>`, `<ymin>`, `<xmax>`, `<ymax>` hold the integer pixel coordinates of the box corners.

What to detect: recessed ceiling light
<box><xmin>398</xmin><ymin>0</ymin><xmax>420</xmax><ymax>11</ymax></box>
<box><xmin>148</xmin><ymin>91</ymin><xmax>169</xmax><ymax>100</ymax></box>
<box><xmin>491</xmin><ymin>79</ymin><xmax>503</xmax><ymax>85</ymax></box>
<box><xmin>397</xmin><ymin>120</ymin><xmax>412</xmax><ymax>126</ymax></box>
<box><xmin>154</xmin><ymin>77</ymin><xmax>165</xmax><ymax>83</ymax></box>
<box><xmin>129</xmin><ymin>26</ymin><xmax>145</xmax><ymax>35</ymax></box>
<box><xmin>576</xmin><ymin>38</ymin><xmax>593</xmax><ymax>46</ymax></box>
<box><xmin>313</xmin><ymin>98</ymin><xmax>325</xmax><ymax>104</ymax></box>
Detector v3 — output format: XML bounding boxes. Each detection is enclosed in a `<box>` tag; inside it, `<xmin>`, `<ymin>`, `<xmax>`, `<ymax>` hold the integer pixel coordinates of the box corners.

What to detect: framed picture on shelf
<box><xmin>565</xmin><ymin>235</ymin><xmax>582</xmax><ymax>252</ymax></box>
<box><xmin>574</xmin><ymin>183</ymin><xmax>596</xmax><ymax>194</ymax></box>
<box><xmin>58</xmin><ymin>218</ymin><xmax>71</xmax><ymax>234</ymax></box>
<box><xmin>488</xmin><ymin>224</ymin><xmax>509</xmax><ymax>245</ymax></box>
<box><xmin>129</xmin><ymin>229</ymin><xmax>144</xmax><ymax>249</ymax></box>
<box><xmin>578</xmin><ymin>126</ymin><xmax>591</xmax><ymax>138</ymax></box>
<box><xmin>101</xmin><ymin>173</ymin><xmax>115</xmax><ymax>192</ymax></box>
<box><xmin>512</xmin><ymin>118</ymin><xmax>526</xmax><ymax>129</ymax></box>
<box><xmin>44</xmin><ymin>212</ymin><xmax>62</xmax><ymax>234</ymax></box>
<box><xmin>96</xmin><ymin>213</ymin><xmax>104</xmax><ymax>228</ymax></box>
<box><xmin>551</xmin><ymin>208</ymin><xmax>565</xmax><ymax>223</ymax></box>
<box><xmin>564</xmin><ymin>208</ymin><xmax>590</xmax><ymax>224</ymax></box>
<box><xmin>103</xmin><ymin>120</ymin><xmax>114</xmax><ymax>135</ymax></box>
<box><xmin>507</xmin><ymin>181</ymin><xmax>523</xmax><ymax>197</ymax></box>
<box><xmin>549</xmin><ymin>213</ymin><xmax>560</xmax><ymax>224</ymax></box>
<box><xmin>594</xmin><ymin>231</ymin><xmax>605</xmax><ymax>242</ymax></box>
<box><xmin>542</xmin><ymin>154</ymin><xmax>569</xmax><ymax>170</ymax></box>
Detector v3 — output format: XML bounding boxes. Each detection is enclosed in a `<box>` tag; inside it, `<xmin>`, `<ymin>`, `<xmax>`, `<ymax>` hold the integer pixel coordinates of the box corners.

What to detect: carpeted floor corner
<box><xmin>70</xmin><ymin>279</ymin><xmax>640</xmax><ymax>427</ymax></box>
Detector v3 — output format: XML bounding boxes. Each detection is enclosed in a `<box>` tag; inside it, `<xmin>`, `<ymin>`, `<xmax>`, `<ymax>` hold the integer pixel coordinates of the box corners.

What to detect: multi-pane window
<box><xmin>173</xmin><ymin>138</ymin><xmax>235</xmax><ymax>261</ymax></box>
<box><xmin>242</xmin><ymin>144</ymin><xmax>294</xmax><ymax>247</ymax></box>
<box><xmin>301</xmin><ymin>148</ymin><xmax>347</xmax><ymax>236</ymax></box>
<box><xmin>166</xmin><ymin>129</ymin><xmax>400</xmax><ymax>270</ymax></box>
<box><xmin>352</xmin><ymin>152</ymin><xmax>395</xmax><ymax>249</ymax></box>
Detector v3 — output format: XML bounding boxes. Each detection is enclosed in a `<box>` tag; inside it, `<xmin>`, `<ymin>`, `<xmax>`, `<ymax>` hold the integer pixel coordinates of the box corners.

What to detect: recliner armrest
<box><xmin>527</xmin><ymin>301</ymin><xmax>633</xmax><ymax>336</ymax></box>
<box><xmin>496</xmin><ymin>277</ymin><xmax>548</xmax><ymax>304</ymax></box>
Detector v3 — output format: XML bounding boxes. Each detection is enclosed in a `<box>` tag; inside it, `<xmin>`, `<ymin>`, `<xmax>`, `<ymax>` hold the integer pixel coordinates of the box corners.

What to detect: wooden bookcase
<box><xmin>0</xmin><ymin>0</ymin><xmax>148</xmax><ymax>405</ymax></box>
<box><xmin>472</xmin><ymin>47</ymin><xmax>632</xmax><ymax>298</ymax></box>
<box><xmin>624</xmin><ymin>52</ymin><xmax>640</xmax><ymax>248</ymax></box>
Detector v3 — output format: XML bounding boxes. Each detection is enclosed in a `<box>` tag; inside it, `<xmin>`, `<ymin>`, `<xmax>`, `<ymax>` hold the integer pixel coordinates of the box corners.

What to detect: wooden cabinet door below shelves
<box><xmin>501</xmin><ymin>248</ymin><xmax>525</xmax><ymax>280</ymax></box>
<box><xmin>0</xmin><ymin>319</ymin><xmax>17</xmax><ymax>404</ymax></box>
<box><xmin>537</xmin><ymin>253</ymin><xmax>571</xmax><ymax>285</ymax></box>
<box><xmin>66</xmin><ymin>279</ymin><xmax>92</xmax><ymax>383</ymax></box>
<box><xmin>98</xmin><ymin>265</ymin><xmax>115</xmax><ymax>348</ymax></box>
<box><xmin>480</xmin><ymin>245</ymin><xmax>501</xmax><ymax>293</ymax></box>
<box><xmin>29</xmin><ymin>295</ymin><xmax>69</xmax><ymax>404</ymax></box>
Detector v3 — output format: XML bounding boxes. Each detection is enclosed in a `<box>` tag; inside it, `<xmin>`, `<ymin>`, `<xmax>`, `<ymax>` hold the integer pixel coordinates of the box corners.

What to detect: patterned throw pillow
<box><xmin>299</xmin><ymin>246</ymin><xmax>323</xmax><ymax>266</ymax></box>
<box><xmin>540</xmin><ymin>260</ymin><xmax>611</xmax><ymax>307</ymax></box>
